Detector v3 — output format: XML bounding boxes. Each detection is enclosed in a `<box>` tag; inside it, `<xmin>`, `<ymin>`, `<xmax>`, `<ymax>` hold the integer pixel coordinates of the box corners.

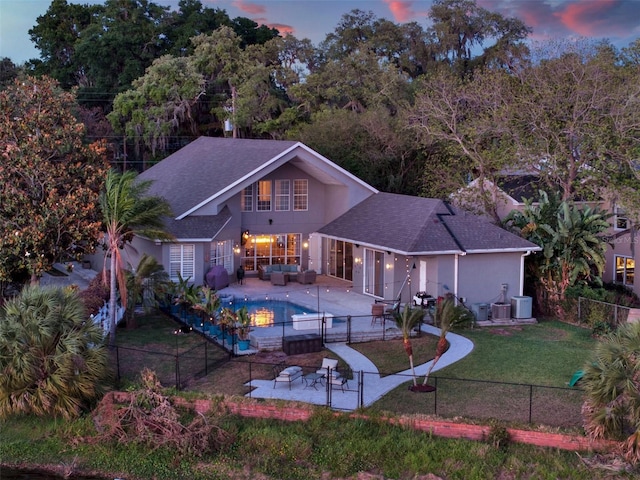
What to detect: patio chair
<box><xmin>316</xmin><ymin>358</ymin><xmax>339</xmax><ymax>379</ymax></box>
<box><xmin>328</xmin><ymin>366</ymin><xmax>351</xmax><ymax>392</ymax></box>
<box><xmin>273</xmin><ymin>364</ymin><xmax>303</xmax><ymax>389</ymax></box>
<box><xmin>371</xmin><ymin>303</ymin><xmax>385</xmax><ymax>325</ymax></box>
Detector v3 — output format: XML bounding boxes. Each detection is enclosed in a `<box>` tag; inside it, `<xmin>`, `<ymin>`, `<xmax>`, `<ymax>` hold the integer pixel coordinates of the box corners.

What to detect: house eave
<box><xmin>464</xmin><ymin>247</ymin><xmax>542</xmax><ymax>254</ymax></box>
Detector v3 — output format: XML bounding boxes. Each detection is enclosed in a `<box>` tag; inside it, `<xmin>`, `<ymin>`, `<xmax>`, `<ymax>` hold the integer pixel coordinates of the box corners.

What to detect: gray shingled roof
<box><xmin>161</xmin><ymin>206</ymin><xmax>232</xmax><ymax>240</ymax></box>
<box><xmin>318</xmin><ymin>193</ymin><xmax>540</xmax><ymax>254</ymax></box>
<box><xmin>138</xmin><ymin>137</ymin><xmax>298</xmax><ymax>217</ymax></box>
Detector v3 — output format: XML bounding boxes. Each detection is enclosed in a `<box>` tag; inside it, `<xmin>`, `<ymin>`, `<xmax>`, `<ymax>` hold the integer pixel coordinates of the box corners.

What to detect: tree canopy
<box><xmin>0</xmin><ymin>76</ymin><xmax>108</xmax><ymax>285</ymax></box>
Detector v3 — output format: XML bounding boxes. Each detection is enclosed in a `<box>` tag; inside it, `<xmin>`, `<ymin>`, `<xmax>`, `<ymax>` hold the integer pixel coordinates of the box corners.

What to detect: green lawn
<box><xmin>438</xmin><ymin>319</ymin><xmax>595</xmax><ymax>386</ymax></box>
<box><xmin>366</xmin><ymin>320</ymin><xmax>596</xmax><ymax>427</ymax></box>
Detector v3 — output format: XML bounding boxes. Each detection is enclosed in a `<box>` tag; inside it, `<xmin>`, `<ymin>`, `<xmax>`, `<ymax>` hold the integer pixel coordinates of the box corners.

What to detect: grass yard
<box><xmin>366</xmin><ymin>320</ymin><xmax>596</xmax><ymax>428</ymax></box>
<box><xmin>113</xmin><ymin>314</ymin><xmax>596</xmax><ymax>429</ymax></box>
<box><xmin>2</xmin><ymin>409</ymin><xmax>623</xmax><ymax>480</ymax></box>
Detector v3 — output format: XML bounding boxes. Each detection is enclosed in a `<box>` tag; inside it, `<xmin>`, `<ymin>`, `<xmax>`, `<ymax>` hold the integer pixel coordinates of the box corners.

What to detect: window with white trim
<box><xmin>210</xmin><ymin>239</ymin><xmax>233</xmax><ymax>271</ymax></box>
<box><xmin>257</xmin><ymin>180</ymin><xmax>271</xmax><ymax>211</ymax></box>
<box><xmin>241</xmin><ymin>184</ymin><xmax>253</xmax><ymax>212</ymax></box>
<box><xmin>170</xmin><ymin>244</ymin><xmax>195</xmax><ymax>282</ymax></box>
<box><xmin>615</xmin><ymin>255</ymin><xmax>635</xmax><ymax>286</ymax></box>
<box><xmin>615</xmin><ymin>205</ymin><xmax>629</xmax><ymax>230</ymax></box>
<box><xmin>275</xmin><ymin>179</ymin><xmax>290</xmax><ymax>211</ymax></box>
<box><xmin>293</xmin><ymin>179</ymin><xmax>308</xmax><ymax>211</ymax></box>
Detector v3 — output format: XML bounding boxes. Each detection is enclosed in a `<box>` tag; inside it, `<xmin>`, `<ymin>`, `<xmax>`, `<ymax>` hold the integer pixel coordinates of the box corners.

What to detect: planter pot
<box><xmin>238</xmin><ymin>339</ymin><xmax>250</xmax><ymax>351</ymax></box>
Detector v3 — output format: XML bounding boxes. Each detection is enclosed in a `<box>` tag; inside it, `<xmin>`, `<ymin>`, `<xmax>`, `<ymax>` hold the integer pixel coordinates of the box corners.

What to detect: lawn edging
<box><xmin>106</xmin><ymin>391</ymin><xmax>620</xmax><ymax>453</ymax></box>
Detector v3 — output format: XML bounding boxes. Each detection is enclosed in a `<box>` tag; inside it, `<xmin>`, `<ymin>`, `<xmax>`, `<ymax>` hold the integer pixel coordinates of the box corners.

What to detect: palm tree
<box><xmin>99</xmin><ymin>169</ymin><xmax>173</xmax><ymax>347</ymax></box>
<box><xmin>0</xmin><ymin>286</ymin><xmax>109</xmax><ymax>419</ymax></box>
<box><xmin>422</xmin><ymin>295</ymin><xmax>473</xmax><ymax>386</ymax></box>
<box><xmin>392</xmin><ymin>304</ymin><xmax>426</xmax><ymax>387</ymax></box>
<box><xmin>582</xmin><ymin>321</ymin><xmax>640</xmax><ymax>464</ymax></box>
<box><xmin>125</xmin><ymin>253</ymin><xmax>171</xmax><ymax>329</ymax></box>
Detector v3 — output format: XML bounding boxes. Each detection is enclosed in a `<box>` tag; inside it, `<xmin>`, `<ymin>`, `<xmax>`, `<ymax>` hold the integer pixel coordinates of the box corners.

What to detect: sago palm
<box><xmin>392</xmin><ymin>304</ymin><xmax>425</xmax><ymax>386</ymax></box>
<box><xmin>99</xmin><ymin>169</ymin><xmax>173</xmax><ymax>347</ymax></box>
<box><xmin>0</xmin><ymin>286</ymin><xmax>109</xmax><ymax>419</ymax></box>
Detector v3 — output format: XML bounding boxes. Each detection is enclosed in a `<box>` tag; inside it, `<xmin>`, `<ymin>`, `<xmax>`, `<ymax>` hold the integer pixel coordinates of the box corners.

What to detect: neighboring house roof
<box><xmin>317</xmin><ymin>192</ymin><xmax>540</xmax><ymax>255</ymax></box>
<box><xmin>495</xmin><ymin>175</ymin><xmax>541</xmax><ymax>203</ymax></box>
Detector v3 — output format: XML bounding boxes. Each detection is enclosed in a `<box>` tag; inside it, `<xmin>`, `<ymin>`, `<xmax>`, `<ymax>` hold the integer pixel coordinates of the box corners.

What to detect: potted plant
<box><xmin>218</xmin><ymin>307</ymin><xmax>237</xmax><ymax>345</ymax></box>
<box><xmin>236</xmin><ymin>306</ymin><xmax>252</xmax><ymax>351</ymax></box>
<box><xmin>192</xmin><ymin>286</ymin><xmax>221</xmax><ymax>336</ymax></box>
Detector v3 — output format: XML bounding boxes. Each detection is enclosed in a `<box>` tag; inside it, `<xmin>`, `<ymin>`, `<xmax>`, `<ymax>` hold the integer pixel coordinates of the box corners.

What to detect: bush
<box><xmin>78</xmin><ymin>274</ymin><xmax>109</xmax><ymax>315</ymax></box>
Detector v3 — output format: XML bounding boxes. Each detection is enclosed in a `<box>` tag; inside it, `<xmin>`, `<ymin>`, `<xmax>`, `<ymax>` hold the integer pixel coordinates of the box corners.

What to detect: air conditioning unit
<box><xmin>491</xmin><ymin>303</ymin><xmax>511</xmax><ymax>320</ymax></box>
<box><xmin>471</xmin><ymin>303</ymin><xmax>489</xmax><ymax>322</ymax></box>
<box><xmin>511</xmin><ymin>296</ymin><xmax>532</xmax><ymax>319</ymax></box>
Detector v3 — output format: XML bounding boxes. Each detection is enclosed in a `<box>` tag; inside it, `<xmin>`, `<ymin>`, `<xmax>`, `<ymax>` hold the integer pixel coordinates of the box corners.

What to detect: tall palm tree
<box><xmin>99</xmin><ymin>169</ymin><xmax>173</xmax><ymax>347</ymax></box>
<box><xmin>0</xmin><ymin>286</ymin><xmax>109</xmax><ymax>419</ymax></box>
<box><xmin>392</xmin><ymin>304</ymin><xmax>425</xmax><ymax>387</ymax></box>
<box><xmin>582</xmin><ymin>321</ymin><xmax>640</xmax><ymax>464</ymax></box>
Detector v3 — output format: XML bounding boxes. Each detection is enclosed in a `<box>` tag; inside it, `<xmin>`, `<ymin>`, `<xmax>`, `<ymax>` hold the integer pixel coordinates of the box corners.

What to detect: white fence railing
<box><xmin>90</xmin><ymin>302</ymin><xmax>125</xmax><ymax>336</ymax></box>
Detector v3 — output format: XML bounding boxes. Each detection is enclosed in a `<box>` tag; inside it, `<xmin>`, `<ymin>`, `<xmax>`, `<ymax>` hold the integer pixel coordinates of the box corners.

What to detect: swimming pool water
<box><xmin>227</xmin><ymin>298</ymin><xmax>317</xmax><ymax>327</ymax></box>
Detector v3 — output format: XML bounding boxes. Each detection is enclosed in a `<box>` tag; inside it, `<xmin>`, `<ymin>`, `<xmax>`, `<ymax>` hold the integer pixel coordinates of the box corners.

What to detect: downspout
<box><xmin>520</xmin><ymin>250</ymin><xmax>532</xmax><ymax>296</ymax></box>
<box><xmin>454</xmin><ymin>252</ymin><xmax>466</xmax><ymax>305</ymax></box>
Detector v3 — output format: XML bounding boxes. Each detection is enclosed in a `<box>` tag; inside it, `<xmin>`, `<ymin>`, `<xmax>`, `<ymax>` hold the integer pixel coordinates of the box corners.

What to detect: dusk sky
<box><xmin>1</xmin><ymin>0</ymin><xmax>639</xmax><ymax>64</ymax></box>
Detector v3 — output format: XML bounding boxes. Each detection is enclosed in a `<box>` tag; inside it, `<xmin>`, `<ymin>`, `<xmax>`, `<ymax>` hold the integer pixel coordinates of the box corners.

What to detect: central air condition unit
<box><xmin>471</xmin><ymin>303</ymin><xmax>489</xmax><ymax>322</ymax></box>
<box><xmin>491</xmin><ymin>303</ymin><xmax>511</xmax><ymax>320</ymax></box>
<box><xmin>511</xmin><ymin>296</ymin><xmax>532</xmax><ymax>319</ymax></box>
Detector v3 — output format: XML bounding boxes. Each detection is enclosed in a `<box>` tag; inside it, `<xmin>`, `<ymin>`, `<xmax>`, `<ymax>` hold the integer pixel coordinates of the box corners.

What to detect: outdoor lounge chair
<box><xmin>273</xmin><ymin>364</ymin><xmax>303</xmax><ymax>389</ymax></box>
<box><xmin>316</xmin><ymin>358</ymin><xmax>339</xmax><ymax>379</ymax></box>
<box><xmin>328</xmin><ymin>367</ymin><xmax>351</xmax><ymax>392</ymax></box>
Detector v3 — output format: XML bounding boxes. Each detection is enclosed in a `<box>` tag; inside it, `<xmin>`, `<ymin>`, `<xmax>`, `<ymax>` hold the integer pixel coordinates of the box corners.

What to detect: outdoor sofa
<box><xmin>258</xmin><ymin>264</ymin><xmax>316</xmax><ymax>284</ymax></box>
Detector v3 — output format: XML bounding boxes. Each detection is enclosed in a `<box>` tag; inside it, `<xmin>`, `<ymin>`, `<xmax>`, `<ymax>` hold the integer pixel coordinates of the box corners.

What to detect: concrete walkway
<box><xmin>245</xmin><ymin>324</ymin><xmax>474</xmax><ymax>411</ymax></box>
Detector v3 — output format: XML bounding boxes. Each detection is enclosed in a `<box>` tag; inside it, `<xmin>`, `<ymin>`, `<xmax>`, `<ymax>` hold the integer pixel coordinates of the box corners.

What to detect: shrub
<box><xmin>78</xmin><ymin>274</ymin><xmax>109</xmax><ymax>315</ymax></box>
<box><xmin>0</xmin><ymin>286</ymin><xmax>109</xmax><ymax>419</ymax></box>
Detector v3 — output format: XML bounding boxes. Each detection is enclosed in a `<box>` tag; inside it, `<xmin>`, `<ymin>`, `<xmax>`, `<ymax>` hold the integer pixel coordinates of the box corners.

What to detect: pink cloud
<box><xmin>266</xmin><ymin>23</ymin><xmax>295</xmax><ymax>36</ymax></box>
<box><xmin>383</xmin><ymin>0</ymin><xmax>416</xmax><ymax>22</ymax></box>
<box><xmin>554</xmin><ymin>0</ymin><xmax>618</xmax><ymax>36</ymax></box>
<box><xmin>479</xmin><ymin>0</ymin><xmax>639</xmax><ymax>42</ymax></box>
<box><xmin>231</xmin><ymin>0</ymin><xmax>266</xmax><ymax>15</ymax></box>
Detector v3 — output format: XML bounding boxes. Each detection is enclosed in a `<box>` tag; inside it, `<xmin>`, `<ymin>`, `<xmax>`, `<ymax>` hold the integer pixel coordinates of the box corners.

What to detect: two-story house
<box><xmin>121</xmin><ymin>137</ymin><xmax>540</xmax><ymax>307</ymax></box>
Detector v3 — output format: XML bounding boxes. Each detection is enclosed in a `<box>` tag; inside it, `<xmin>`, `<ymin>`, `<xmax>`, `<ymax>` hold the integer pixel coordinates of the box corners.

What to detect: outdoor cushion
<box><xmin>280</xmin><ymin>366</ymin><xmax>302</xmax><ymax>376</ymax></box>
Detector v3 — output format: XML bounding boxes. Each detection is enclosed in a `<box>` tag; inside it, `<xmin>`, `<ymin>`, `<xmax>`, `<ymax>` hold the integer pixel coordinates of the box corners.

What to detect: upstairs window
<box><xmin>275</xmin><ymin>179</ymin><xmax>290</xmax><ymax>211</ymax></box>
<box><xmin>293</xmin><ymin>179</ymin><xmax>308</xmax><ymax>211</ymax></box>
<box><xmin>615</xmin><ymin>205</ymin><xmax>629</xmax><ymax>230</ymax></box>
<box><xmin>241</xmin><ymin>184</ymin><xmax>253</xmax><ymax>212</ymax></box>
<box><xmin>257</xmin><ymin>180</ymin><xmax>272</xmax><ymax>211</ymax></box>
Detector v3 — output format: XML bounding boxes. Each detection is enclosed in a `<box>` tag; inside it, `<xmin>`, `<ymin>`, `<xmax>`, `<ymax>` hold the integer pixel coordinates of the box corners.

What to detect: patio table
<box><xmin>304</xmin><ymin>372</ymin><xmax>324</xmax><ymax>390</ymax></box>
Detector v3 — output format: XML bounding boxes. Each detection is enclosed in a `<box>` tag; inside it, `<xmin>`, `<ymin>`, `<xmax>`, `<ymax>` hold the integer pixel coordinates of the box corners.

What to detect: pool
<box><xmin>223</xmin><ymin>298</ymin><xmax>318</xmax><ymax>328</ymax></box>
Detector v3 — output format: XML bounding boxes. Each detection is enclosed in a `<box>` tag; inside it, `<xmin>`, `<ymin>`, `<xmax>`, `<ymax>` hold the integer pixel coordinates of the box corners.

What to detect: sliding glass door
<box><xmin>364</xmin><ymin>248</ymin><xmax>384</xmax><ymax>297</ymax></box>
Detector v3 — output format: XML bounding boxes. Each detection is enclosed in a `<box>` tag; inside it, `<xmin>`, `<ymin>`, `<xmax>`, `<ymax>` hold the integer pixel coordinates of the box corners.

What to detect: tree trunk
<box><xmin>109</xmin><ymin>252</ymin><xmax>117</xmax><ymax>348</ymax></box>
